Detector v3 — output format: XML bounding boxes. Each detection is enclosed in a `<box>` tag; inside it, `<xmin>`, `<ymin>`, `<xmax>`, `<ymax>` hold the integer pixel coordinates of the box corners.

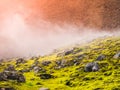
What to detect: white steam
<box><xmin>0</xmin><ymin>13</ymin><xmax>117</xmax><ymax>59</ymax></box>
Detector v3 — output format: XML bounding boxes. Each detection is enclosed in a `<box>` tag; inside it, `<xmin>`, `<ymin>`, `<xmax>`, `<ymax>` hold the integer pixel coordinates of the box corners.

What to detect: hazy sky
<box><xmin>0</xmin><ymin>0</ymin><xmax>119</xmax><ymax>59</ymax></box>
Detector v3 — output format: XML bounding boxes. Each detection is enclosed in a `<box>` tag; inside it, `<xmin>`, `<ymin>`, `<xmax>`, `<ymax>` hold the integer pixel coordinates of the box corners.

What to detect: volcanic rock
<box><xmin>41</xmin><ymin>61</ymin><xmax>51</xmax><ymax>66</ymax></box>
<box><xmin>113</xmin><ymin>52</ymin><xmax>120</xmax><ymax>59</ymax></box>
<box><xmin>96</xmin><ymin>54</ymin><xmax>105</xmax><ymax>61</ymax></box>
<box><xmin>40</xmin><ymin>74</ymin><xmax>53</xmax><ymax>79</ymax></box>
<box><xmin>84</xmin><ymin>62</ymin><xmax>99</xmax><ymax>72</ymax></box>
<box><xmin>16</xmin><ymin>58</ymin><xmax>25</xmax><ymax>65</ymax></box>
<box><xmin>0</xmin><ymin>87</ymin><xmax>14</xmax><ymax>90</ymax></box>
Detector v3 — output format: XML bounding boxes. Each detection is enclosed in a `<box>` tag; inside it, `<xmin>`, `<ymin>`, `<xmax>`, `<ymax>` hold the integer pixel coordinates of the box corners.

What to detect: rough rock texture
<box><xmin>113</xmin><ymin>52</ymin><xmax>120</xmax><ymax>59</ymax></box>
<box><xmin>84</xmin><ymin>62</ymin><xmax>99</xmax><ymax>72</ymax></box>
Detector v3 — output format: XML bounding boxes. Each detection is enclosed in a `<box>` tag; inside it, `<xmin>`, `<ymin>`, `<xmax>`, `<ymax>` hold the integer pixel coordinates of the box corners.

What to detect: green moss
<box><xmin>0</xmin><ymin>36</ymin><xmax>120</xmax><ymax>90</ymax></box>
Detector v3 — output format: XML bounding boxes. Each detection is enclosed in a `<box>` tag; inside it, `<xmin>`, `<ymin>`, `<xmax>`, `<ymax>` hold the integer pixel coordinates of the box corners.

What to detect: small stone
<box><xmin>40</xmin><ymin>74</ymin><xmax>53</xmax><ymax>79</ymax></box>
<box><xmin>33</xmin><ymin>66</ymin><xmax>43</xmax><ymax>73</ymax></box>
<box><xmin>96</xmin><ymin>54</ymin><xmax>105</xmax><ymax>61</ymax></box>
<box><xmin>113</xmin><ymin>52</ymin><xmax>120</xmax><ymax>59</ymax></box>
<box><xmin>5</xmin><ymin>65</ymin><xmax>16</xmax><ymax>71</ymax></box>
<box><xmin>55</xmin><ymin>60</ymin><xmax>66</xmax><ymax>68</ymax></box>
<box><xmin>84</xmin><ymin>62</ymin><xmax>99</xmax><ymax>72</ymax></box>
<box><xmin>0</xmin><ymin>72</ymin><xmax>7</xmax><ymax>81</ymax></box>
<box><xmin>64</xmin><ymin>49</ymin><xmax>73</xmax><ymax>55</ymax></box>
<box><xmin>17</xmin><ymin>74</ymin><xmax>26</xmax><ymax>83</ymax></box>
<box><xmin>42</xmin><ymin>61</ymin><xmax>51</xmax><ymax>66</ymax></box>
<box><xmin>16</xmin><ymin>58</ymin><xmax>25</xmax><ymax>65</ymax></box>
<box><xmin>92</xmin><ymin>64</ymin><xmax>99</xmax><ymax>72</ymax></box>
<box><xmin>19</xmin><ymin>69</ymin><xmax>30</xmax><ymax>73</ymax></box>
<box><xmin>39</xmin><ymin>88</ymin><xmax>50</xmax><ymax>90</ymax></box>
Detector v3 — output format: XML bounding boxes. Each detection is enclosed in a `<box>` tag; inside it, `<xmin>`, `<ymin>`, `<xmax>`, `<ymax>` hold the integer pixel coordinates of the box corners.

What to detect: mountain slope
<box><xmin>0</xmin><ymin>36</ymin><xmax>120</xmax><ymax>90</ymax></box>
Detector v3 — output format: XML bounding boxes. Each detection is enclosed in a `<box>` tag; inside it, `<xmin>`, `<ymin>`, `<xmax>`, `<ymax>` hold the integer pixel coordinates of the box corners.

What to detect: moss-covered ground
<box><xmin>0</xmin><ymin>36</ymin><xmax>120</xmax><ymax>90</ymax></box>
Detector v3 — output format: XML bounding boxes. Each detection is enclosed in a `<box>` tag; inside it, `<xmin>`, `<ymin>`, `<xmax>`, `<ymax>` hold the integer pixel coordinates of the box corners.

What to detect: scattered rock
<box><xmin>30</xmin><ymin>60</ymin><xmax>40</xmax><ymax>70</ymax></box>
<box><xmin>92</xmin><ymin>64</ymin><xmax>99</xmax><ymax>72</ymax></box>
<box><xmin>19</xmin><ymin>69</ymin><xmax>30</xmax><ymax>73</ymax></box>
<box><xmin>39</xmin><ymin>88</ymin><xmax>50</xmax><ymax>90</ymax></box>
<box><xmin>85</xmin><ymin>62</ymin><xmax>95</xmax><ymax>72</ymax></box>
<box><xmin>29</xmin><ymin>60</ymin><xmax>40</xmax><ymax>70</ymax></box>
<box><xmin>34</xmin><ymin>60</ymin><xmax>40</xmax><ymax>65</ymax></box>
<box><xmin>2</xmin><ymin>65</ymin><xmax>24</xmax><ymax>81</ymax></box>
<box><xmin>64</xmin><ymin>49</ymin><xmax>74</xmax><ymax>55</ymax></box>
<box><xmin>17</xmin><ymin>74</ymin><xmax>26</xmax><ymax>82</ymax></box>
<box><xmin>84</xmin><ymin>62</ymin><xmax>99</xmax><ymax>72</ymax></box>
<box><xmin>57</xmin><ymin>49</ymin><xmax>74</xmax><ymax>57</ymax></box>
<box><xmin>54</xmin><ymin>60</ymin><xmax>67</xmax><ymax>69</ymax></box>
<box><xmin>6</xmin><ymin>71</ymin><xmax>19</xmax><ymax>80</ymax></box>
<box><xmin>0</xmin><ymin>87</ymin><xmax>14</xmax><ymax>90</ymax></box>
<box><xmin>73</xmin><ymin>59</ymin><xmax>80</xmax><ymax>65</ymax></box>
<box><xmin>0</xmin><ymin>70</ymin><xmax>25</xmax><ymax>83</ymax></box>
<box><xmin>42</xmin><ymin>61</ymin><xmax>51</xmax><ymax>66</ymax></box>
<box><xmin>40</xmin><ymin>74</ymin><xmax>53</xmax><ymax>79</ymax></box>
<box><xmin>77</xmin><ymin>54</ymin><xmax>84</xmax><ymax>60</ymax></box>
<box><xmin>0</xmin><ymin>72</ymin><xmax>7</xmax><ymax>81</ymax></box>
<box><xmin>31</xmin><ymin>57</ymin><xmax>39</xmax><ymax>60</ymax></box>
<box><xmin>96</xmin><ymin>54</ymin><xmax>105</xmax><ymax>61</ymax></box>
<box><xmin>113</xmin><ymin>52</ymin><xmax>120</xmax><ymax>59</ymax></box>
<box><xmin>16</xmin><ymin>58</ymin><xmax>25</xmax><ymax>65</ymax></box>
<box><xmin>67</xmin><ymin>59</ymin><xmax>80</xmax><ymax>66</ymax></box>
<box><xmin>33</xmin><ymin>66</ymin><xmax>43</xmax><ymax>73</ymax></box>
<box><xmin>55</xmin><ymin>60</ymin><xmax>66</xmax><ymax>68</ymax></box>
<box><xmin>5</xmin><ymin>65</ymin><xmax>16</xmax><ymax>71</ymax></box>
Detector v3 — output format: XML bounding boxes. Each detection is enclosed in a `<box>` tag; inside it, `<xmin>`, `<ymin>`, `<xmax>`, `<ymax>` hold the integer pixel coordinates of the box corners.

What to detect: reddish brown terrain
<box><xmin>30</xmin><ymin>0</ymin><xmax>120</xmax><ymax>30</ymax></box>
<box><xmin>0</xmin><ymin>0</ymin><xmax>120</xmax><ymax>30</ymax></box>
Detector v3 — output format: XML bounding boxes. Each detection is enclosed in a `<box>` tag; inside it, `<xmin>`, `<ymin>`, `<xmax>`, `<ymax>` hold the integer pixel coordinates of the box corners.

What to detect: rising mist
<box><xmin>0</xmin><ymin>0</ymin><xmax>120</xmax><ymax>59</ymax></box>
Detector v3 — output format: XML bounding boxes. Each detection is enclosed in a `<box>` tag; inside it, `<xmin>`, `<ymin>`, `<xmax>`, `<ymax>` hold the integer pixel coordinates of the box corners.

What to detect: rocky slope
<box><xmin>0</xmin><ymin>36</ymin><xmax>120</xmax><ymax>90</ymax></box>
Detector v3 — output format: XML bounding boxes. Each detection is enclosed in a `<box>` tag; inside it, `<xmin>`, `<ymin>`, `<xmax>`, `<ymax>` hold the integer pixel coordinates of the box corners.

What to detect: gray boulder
<box><xmin>77</xmin><ymin>54</ymin><xmax>84</xmax><ymax>60</ymax></box>
<box><xmin>33</xmin><ymin>66</ymin><xmax>43</xmax><ymax>73</ymax></box>
<box><xmin>92</xmin><ymin>63</ymin><xmax>99</xmax><ymax>72</ymax></box>
<box><xmin>54</xmin><ymin>60</ymin><xmax>67</xmax><ymax>69</ymax></box>
<box><xmin>0</xmin><ymin>72</ymin><xmax>7</xmax><ymax>81</ymax></box>
<box><xmin>6</xmin><ymin>71</ymin><xmax>18</xmax><ymax>80</ymax></box>
<box><xmin>56</xmin><ymin>60</ymin><xmax>66</xmax><ymax>67</ymax></box>
<box><xmin>96</xmin><ymin>54</ymin><xmax>105</xmax><ymax>61</ymax></box>
<box><xmin>33</xmin><ymin>60</ymin><xmax>40</xmax><ymax>66</ymax></box>
<box><xmin>16</xmin><ymin>58</ymin><xmax>25</xmax><ymax>65</ymax></box>
<box><xmin>67</xmin><ymin>59</ymin><xmax>80</xmax><ymax>66</ymax></box>
<box><xmin>5</xmin><ymin>65</ymin><xmax>16</xmax><ymax>71</ymax></box>
<box><xmin>42</xmin><ymin>61</ymin><xmax>51</xmax><ymax>66</ymax></box>
<box><xmin>0</xmin><ymin>70</ymin><xmax>26</xmax><ymax>83</ymax></box>
<box><xmin>19</xmin><ymin>69</ymin><xmax>30</xmax><ymax>73</ymax></box>
<box><xmin>113</xmin><ymin>52</ymin><xmax>120</xmax><ymax>59</ymax></box>
<box><xmin>29</xmin><ymin>60</ymin><xmax>40</xmax><ymax>70</ymax></box>
<box><xmin>17</xmin><ymin>74</ymin><xmax>26</xmax><ymax>82</ymax></box>
<box><xmin>40</xmin><ymin>74</ymin><xmax>53</xmax><ymax>79</ymax></box>
<box><xmin>84</xmin><ymin>62</ymin><xmax>99</xmax><ymax>72</ymax></box>
<box><xmin>64</xmin><ymin>49</ymin><xmax>73</xmax><ymax>55</ymax></box>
